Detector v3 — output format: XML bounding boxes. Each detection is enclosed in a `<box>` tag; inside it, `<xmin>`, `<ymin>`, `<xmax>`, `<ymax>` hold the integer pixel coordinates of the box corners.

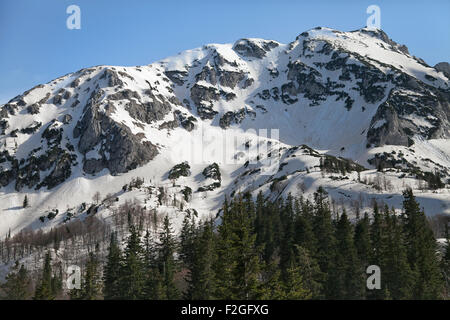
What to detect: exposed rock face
<box><xmin>233</xmin><ymin>39</ymin><xmax>279</xmax><ymax>58</ymax></box>
<box><xmin>124</xmin><ymin>92</ymin><xmax>172</xmax><ymax>124</ymax></box>
<box><xmin>1</xmin><ymin>27</ymin><xmax>449</xmax><ymax>192</ymax></box>
<box><xmin>219</xmin><ymin>109</ymin><xmax>248</xmax><ymax>129</ymax></box>
<box><xmin>367</xmin><ymin>74</ymin><xmax>450</xmax><ymax>147</ymax></box>
<box><xmin>74</xmin><ymin>89</ymin><xmax>159</xmax><ymax>175</ymax></box>
<box><xmin>435</xmin><ymin>62</ymin><xmax>450</xmax><ymax>79</ymax></box>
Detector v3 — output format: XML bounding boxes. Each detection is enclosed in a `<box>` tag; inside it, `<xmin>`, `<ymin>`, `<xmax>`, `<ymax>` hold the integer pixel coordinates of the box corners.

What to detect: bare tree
<box><xmin>92</xmin><ymin>191</ymin><xmax>101</xmax><ymax>204</ymax></box>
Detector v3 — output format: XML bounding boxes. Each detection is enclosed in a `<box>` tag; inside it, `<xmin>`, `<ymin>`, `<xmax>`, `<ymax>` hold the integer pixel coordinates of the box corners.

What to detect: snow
<box><xmin>0</xmin><ymin>27</ymin><xmax>449</xmax><ymax>240</ymax></box>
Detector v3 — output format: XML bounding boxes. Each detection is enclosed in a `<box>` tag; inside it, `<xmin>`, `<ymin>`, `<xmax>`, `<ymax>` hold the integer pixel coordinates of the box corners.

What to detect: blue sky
<box><xmin>0</xmin><ymin>0</ymin><xmax>449</xmax><ymax>103</ymax></box>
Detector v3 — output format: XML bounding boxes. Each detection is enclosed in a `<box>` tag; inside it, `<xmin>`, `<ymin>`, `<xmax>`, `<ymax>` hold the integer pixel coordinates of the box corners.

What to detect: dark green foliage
<box><xmin>7</xmin><ymin>187</ymin><xmax>445</xmax><ymax>300</ymax></box>
<box><xmin>119</xmin><ymin>225</ymin><xmax>146</xmax><ymax>299</ymax></box>
<box><xmin>401</xmin><ymin>188</ymin><xmax>443</xmax><ymax>299</ymax></box>
<box><xmin>23</xmin><ymin>195</ymin><xmax>28</xmax><ymax>208</ymax></box>
<box><xmin>331</xmin><ymin>210</ymin><xmax>364</xmax><ymax>299</ymax></box>
<box><xmin>103</xmin><ymin>233</ymin><xmax>122</xmax><ymax>300</ymax></box>
<box><xmin>202</xmin><ymin>163</ymin><xmax>221</xmax><ymax>181</ymax></box>
<box><xmin>158</xmin><ymin>215</ymin><xmax>179</xmax><ymax>299</ymax></box>
<box><xmin>1</xmin><ymin>261</ymin><xmax>31</xmax><ymax>300</ymax></box>
<box><xmin>168</xmin><ymin>162</ymin><xmax>191</xmax><ymax>180</ymax></box>
<box><xmin>34</xmin><ymin>252</ymin><xmax>55</xmax><ymax>300</ymax></box>
<box><xmin>72</xmin><ymin>251</ymin><xmax>102</xmax><ymax>300</ymax></box>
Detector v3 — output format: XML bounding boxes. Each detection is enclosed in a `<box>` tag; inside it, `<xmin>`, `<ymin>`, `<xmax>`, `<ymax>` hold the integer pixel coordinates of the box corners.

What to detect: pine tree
<box><xmin>158</xmin><ymin>215</ymin><xmax>179</xmax><ymax>299</ymax></box>
<box><xmin>279</xmin><ymin>195</ymin><xmax>296</xmax><ymax>283</ymax></box>
<box><xmin>382</xmin><ymin>207</ymin><xmax>414</xmax><ymax>299</ymax></box>
<box><xmin>103</xmin><ymin>232</ymin><xmax>122</xmax><ymax>300</ymax></box>
<box><xmin>51</xmin><ymin>263</ymin><xmax>63</xmax><ymax>298</ymax></box>
<box><xmin>354</xmin><ymin>212</ymin><xmax>371</xmax><ymax>269</ymax></box>
<box><xmin>214</xmin><ymin>196</ymin><xmax>263</xmax><ymax>299</ymax></box>
<box><xmin>187</xmin><ymin>219</ymin><xmax>216</xmax><ymax>299</ymax></box>
<box><xmin>293</xmin><ymin>197</ymin><xmax>317</xmax><ymax>257</ymax></box>
<box><xmin>23</xmin><ymin>195</ymin><xmax>28</xmax><ymax>208</ymax></box>
<box><xmin>282</xmin><ymin>246</ymin><xmax>312</xmax><ymax>300</ymax></box>
<box><xmin>179</xmin><ymin>213</ymin><xmax>197</xmax><ymax>294</ymax></box>
<box><xmin>402</xmin><ymin>188</ymin><xmax>443</xmax><ymax>299</ymax></box>
<box><xmin>75</xmin><ymin>251</ymin><xmax>101</xmax><ymax>300</ymax></box>
<box><xmin>34</xmin><ymin>252</ymin><xmax>55</xmax><ymax>300</ymax></box>
<box><xmin>368</xmin><ymin>202</ymin><xmax>387</xmax><ymax>299</ymax></box>
<box><xmin>120</xmin><ymin>224</ymin><xmax>145</xmax><ymax>299</ymax></box>
<box><xmin>331</xmin><ymin>209</ymin><xmax>365</xmax><ymax>299</ymax></box>
<box><xmin>143</xmin><ymin>229</ymin><xmax>165</xmax><ymax>300</ymax></box>
<box><xmin>1</xmin><ymin>261</ymin><xmax>31</xmax><ymax>300</ymax></box>
<box><xmin>312</xmin><ymin>187</ymin><xmax>336</xmax><ymax>299</ymax></box>
<box><xmin>214</xmin><ymin>198</ymin><xmax>236</xmax><ymax>299</ymax></box>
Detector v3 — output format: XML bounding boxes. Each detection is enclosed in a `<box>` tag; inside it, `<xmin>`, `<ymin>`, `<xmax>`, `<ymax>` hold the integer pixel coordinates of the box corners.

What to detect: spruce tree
<box><xmin>214</xmin><ymin>198</ymin><xmax>236</xmax><ymax>299</ymax></box>
<box><xmin>402</xmin><ymin>188</ymin><xmax>443</xmax><ymax>299</ymax></box>
<box><xmin>1</xmin><ymin>261</ymin><xmax>31</xmax><ymax>300</ymax></box>
<box><xmin>158</xmin><ymin>215</ymin><xmax>179</xmax><ymax>299</ymax></box>
<box><xmin>312</xmin><ymin>187</ymin><xmax>336</xmax><ymax>299</ymax></box>
<box><xmin>120</xmin><ymin>224</ymin><xmax>145</xmax><ymax>299</ymax></box>
<box><xmin>34</xmin><ymin>252</ymin><xmax>54</xmax><ymax>300</ymax></box>
<box><xmin>279</xmin><ymin>195</ymin><xmax>296</xmax><ymax>283</ymax></box>
<box><xmin>103</xmin><ymin>232</ymin><xmax>122</xmax><ymax>300</ymax></box>
<box><xmin>332</xmin><ymin>209</ymin><xmax>364</xmax><ymax>299</ymax></box>
<box><xmin>143</xmin><ymin>229</ymin><xmax>165</xmax><ymax>300</ymax></box>
<box><xmin>80</xmin><ymin>251</ymin><xmax>102</xmax><ymax>300</ymax></box>
<box><xmin>23</xmin><ymin>195</ymin><xmax>28</xmax><ymax>208</ymax></box>
<box><xmin>214</xmin><ymin>196</ymin><xmax>263</xmax><ymax>299</ymax></box>
<box><xmin>382</xmin><ymin>207</ymin><xmax>414</xmax><ymax>299</ymax></box>
<box><xmin>368</xmin><ymin>202</ymin><xmax>388</xmax><ymax>299</ymax></box>
<box><xmin>354</xmin><ymin>212</ymin><xmax>371</xmax><ymax>269</ymax></box>
<box><xmin>187</xmin><ymin>219</ymin><xmax>216</xmax><ymax>299</ymax></box>
<box><xmin>293</xmin><ymin>197</ymin><xmax>317</xmax><ymax>256</ymax></box>
<box><xmin>282</xmin><ymin>246</ymin><xmax>312</xmax><ymax>300</ymax></box>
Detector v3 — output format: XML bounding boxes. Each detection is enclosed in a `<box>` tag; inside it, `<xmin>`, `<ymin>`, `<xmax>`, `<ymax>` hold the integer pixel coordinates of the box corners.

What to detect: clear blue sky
<box><xmin>1</xmin><ymin>0</ymin><xmax>449</xmax><ymax>103</ymax></box>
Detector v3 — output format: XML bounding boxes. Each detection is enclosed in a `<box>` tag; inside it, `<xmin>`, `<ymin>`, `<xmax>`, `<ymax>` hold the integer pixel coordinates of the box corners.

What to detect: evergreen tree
<box><xmin>76</xmin><ymin>251</ymin><xmax>102</xmax><ymax>300</ymax></box>
<box><xmin>312</xmin><ymin>187</ymin><xmax>336</xmax><ymax>299</ymax></box>
<box><xmin>279</xmin><ymin>195</ymin><xmax>296</xmax><ymax>283</ymax></box>
<box><xmin>23</xmin><ymin>195</ymin><xmax>28</xmax><ymax>208</ymax></box>
<box><xmin>187</xmin><ymin>219</ymin><xmax>216</xmax><ymax>299</ymax></box>
<box><xmin>402</xmin><ymin>188</ymin><xmax>443</xmax><ymax>299</ymax></box>
<box><xmin>158</xmin><ymin>215</ymin><xmax>179</xmax><ymax>299</ymax></box>
<box><xmin>354</xmin><ymin>211</ymin><xmax>371</xmax><ymax>294</ymax></box>
<box><xmin>214</xmin><ymin>198</ymin><xmax>236</xmax><ymax>299</ymax></box>
<box><xmin>120</xmin><ymin>224</ymin><xmax>145</xmax><ymax>299</ymax></box>
<box><xmin>331</xmin><ymin>209</ymin><xmax>364</xmax><ymax>299</ymax></box>
<box><xmin>51</xmin><ymin>263</ymin><xmax>63</xmax><ymax>298</ymax></box>
<box><xmin>34</xmin><ymin>252</ymin><xmax>54</xmax><ymax>300</ymax></box>
<box><xmin>368</xmin><ymin>202</ymin><xmax>388</xmax><ymax>299</ymax></box>
<box><xmin>214</xmin><ymin>196</ymin><xmax>263</xmax><ymax>299</ymax></box>
<box><xmin>1</xmin><ymin>261</ymin><xmax>31</xmax><ymax>300</ymax></box>
<box><xmin>382</xmin><ymin>207</ymin><xmax>414</xmax><ymax>299</ymax></box>
<box><xmin>282</xmin><ymin>246</ymin><xmax>312</xmax><ymax>300</ymax></box>
<box><xmin>103</xmin><ymin>232</ymin><xmax>122</xmax><ymax>300</ymax></box>
<box><xmin>143</xmin><ymin>229</ymin><xmax>165</xmax><ymax>300</ymax></box>
<box><xmin>293</xmin><ymin>197</ymin><xmax>317</xmax><ymax>257</ymax></box>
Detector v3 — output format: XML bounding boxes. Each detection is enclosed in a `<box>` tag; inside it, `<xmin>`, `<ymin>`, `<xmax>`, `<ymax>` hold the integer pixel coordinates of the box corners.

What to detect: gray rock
<box><xmin>62</xmin><ymin>114</ymin><xmax>72</xmax><ymax>124</ymax></box>
<box><xmin>435</xmin><ymin>62</ymin><xmax>450</xmax><ymax>79</ymax></box>
<box><xmin>233</xmin><ymin>39</ymin><xmax>279</xmax><ymax>59</ymax></box>
<box><xmin>74</xmin><ymin>89</ymin><xmax>159</xmax><ymax>175</ymax></box>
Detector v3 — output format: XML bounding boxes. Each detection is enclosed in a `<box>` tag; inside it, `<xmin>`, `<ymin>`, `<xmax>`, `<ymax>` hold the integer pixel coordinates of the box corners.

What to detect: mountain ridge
<box><xmin>0</xmin><ymin>26</ymin><xmax>449</xmax><ymax>238</ymax></box>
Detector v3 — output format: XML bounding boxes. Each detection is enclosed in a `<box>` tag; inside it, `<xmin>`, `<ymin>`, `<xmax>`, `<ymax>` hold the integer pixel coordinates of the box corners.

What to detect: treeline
<box><xmin>1</xmin><ymin>188</ymin><xmax>449</xmax><ymax>300</ymax></box>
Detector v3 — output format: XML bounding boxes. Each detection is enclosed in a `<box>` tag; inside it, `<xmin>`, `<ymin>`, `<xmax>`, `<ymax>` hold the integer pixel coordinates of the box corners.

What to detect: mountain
<box><xmin>0</xmin><ymin>27</ymin><xmax>449</xmax><ymax>238</ymax></box>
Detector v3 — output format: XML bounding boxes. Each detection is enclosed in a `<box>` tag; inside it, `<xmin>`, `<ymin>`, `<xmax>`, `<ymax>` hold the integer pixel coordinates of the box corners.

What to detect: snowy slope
<box><xmin>0</xmin><ymin>27</ymin><xmax>449</xmax><ymax>238</ymax></box>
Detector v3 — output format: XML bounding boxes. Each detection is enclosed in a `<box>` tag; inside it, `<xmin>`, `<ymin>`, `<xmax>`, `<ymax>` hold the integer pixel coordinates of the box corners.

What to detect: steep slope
<box><xmin>0</xmin><ymin>27</ymin><xmax>449</xmax><ymax>238</ymax></box>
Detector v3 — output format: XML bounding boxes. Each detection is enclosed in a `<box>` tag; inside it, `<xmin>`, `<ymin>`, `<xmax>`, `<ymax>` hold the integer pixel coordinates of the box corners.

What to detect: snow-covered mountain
<box><xmin>1</xmin><ymin>27</ymin><xmax>449</xmax><ymax>238</ymax></box>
